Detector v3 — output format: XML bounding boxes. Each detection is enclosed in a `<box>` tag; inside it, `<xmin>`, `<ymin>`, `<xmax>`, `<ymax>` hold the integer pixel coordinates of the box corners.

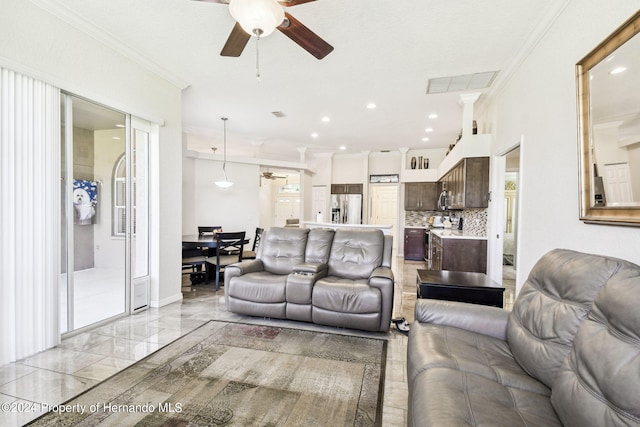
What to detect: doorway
<box><xmin>258</xmin><ymin>169</ymin><xmax>301</xmax><ymax>227</ymax></box>
<box><xmin>370</xmin><ymin>184</ymin><xmax>399</xmax><ymax>249</ymax></box>
<box><xmin>60</xmin><ymin>94</ymin><xmax>150</xmax><ymax>333</ymax></box>
<box><xmin>502</xmin><ymin>147</ymin><xmax>520</xmax><ymax>308</ymax></box>
<box><xmin>603</xmin><ymin>162</ymin><xmax>633</xmax><ymax>204</ymax></box>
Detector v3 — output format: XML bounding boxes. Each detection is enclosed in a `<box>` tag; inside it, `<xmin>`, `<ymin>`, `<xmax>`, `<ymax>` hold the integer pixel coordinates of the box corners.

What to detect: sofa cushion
<box><xmin>327</xmin><ymin>229</ymin><xmax>383</xmax><ymax>279</ymax></box>
<box><xmin>313</xmin><ymin>276</ymin><xmax>381</xmax><ymax>314</ymax></box>
<box><xmin>227</xmin><ymin>271</ymin><xmax>287</xmax><ymax>303</ymax></box>
<box><xmin>258</xmin><ymin>227</ymin><xmax>309</xmax><ymax>275</ymax></box>
<box><xmin>409</xmin><ymin>368</ymin><xmax>562</xmax><ymax>427</ymax></box>
<box><xmin>551</xmin><ymin>265</ymin><xmax>640</xmax><ymax>426</ymax></box>
<box><xmin>407</xmin><ymin>321</ymin><xmax>551</xmax><ymax>396</ymax></box>
<box><xmin>304</xmin><ymin>228</ymin><xmax>334</xmax><ymax>264</ymax></box>
<box><xmin>507</xmin><ymin>249</ymin><xmax>632</xmax><ymax>388</ymax></box>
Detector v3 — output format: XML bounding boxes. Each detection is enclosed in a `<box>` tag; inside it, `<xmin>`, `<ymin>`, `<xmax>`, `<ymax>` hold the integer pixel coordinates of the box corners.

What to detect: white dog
<box><xmin>73</xmin><ymin>187</ymin><xmax>95</xmax><ymax>221</ymax></box>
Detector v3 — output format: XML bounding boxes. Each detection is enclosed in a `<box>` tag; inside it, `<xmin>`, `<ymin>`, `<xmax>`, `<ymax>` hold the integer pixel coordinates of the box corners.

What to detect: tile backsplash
<box><xmin>405</xmin><ymin>211</ymin><xmax>439</xmax><ymax>227</ymax></box>
<box><xmin>461</xmin><ymin>209</ymin><xmax>487</xmax><ymax>236</ymax></box>
<box><xmin>404</xmin><ymin>209</ymin><xmax>487</xmax><ymax>237</ymax></box>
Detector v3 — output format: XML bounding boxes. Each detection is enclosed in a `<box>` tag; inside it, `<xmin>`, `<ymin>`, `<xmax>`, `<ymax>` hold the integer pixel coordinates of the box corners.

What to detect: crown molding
<box><xmin>185</xmin><ymin>149</ymin><xmax>317</xmax><ymax>174</ymax></box>
<box><xmin>484</xmin><ymin>0</ymin><xmax>571</xmax><ymax>104</ymax></box>
<box><xmin>30</xmin><ymin>0</ymin><xmax>190</xmax><ymax>90</ymax></box>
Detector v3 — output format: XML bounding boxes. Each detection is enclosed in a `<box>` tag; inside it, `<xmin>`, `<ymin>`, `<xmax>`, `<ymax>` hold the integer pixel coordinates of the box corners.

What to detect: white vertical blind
<box><xmin>0</xmin><ymin>68</ymin><xmax>60</xmax><ymax>365</ymax></box>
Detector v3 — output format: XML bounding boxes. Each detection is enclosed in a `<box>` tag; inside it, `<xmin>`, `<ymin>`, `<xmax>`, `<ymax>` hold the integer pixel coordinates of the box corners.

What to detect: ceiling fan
<box><xmin>261</xmin><ymin>170</ymin><xmax>287</xmax><ymax>180</ymax></box>
<box><xmin>194</xmin><ymin>0</ymin><xmax>334</xmax><ymax>59</ymax></box>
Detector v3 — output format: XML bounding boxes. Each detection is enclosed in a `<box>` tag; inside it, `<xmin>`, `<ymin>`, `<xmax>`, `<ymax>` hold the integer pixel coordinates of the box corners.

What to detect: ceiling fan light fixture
<box><xmin>229</xmin><ymin>0</ymin><xmax>284</xmax><ymax>38</ymax></box>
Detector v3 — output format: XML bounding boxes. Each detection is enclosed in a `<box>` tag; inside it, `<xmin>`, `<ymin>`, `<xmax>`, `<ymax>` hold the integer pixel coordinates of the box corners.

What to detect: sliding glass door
<box><xmin>131</xmin><ymin>118</ymin><xmax>150</xmax><ymax>313</ymax></box>
<box><xmin>60</xmin><ymin>94</ymin><xmax>150</xmax><ymax>333</ymax></box>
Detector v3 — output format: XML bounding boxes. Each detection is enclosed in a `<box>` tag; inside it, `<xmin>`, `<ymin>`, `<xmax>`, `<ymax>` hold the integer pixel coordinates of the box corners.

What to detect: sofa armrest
<box><xmin>367</xmin><ymin>266</ymin><xmax>394</xmax><ymax>332</ymax></box>
<box><xmin>369</xmin><ymin>266</ymin><xmax>394</xmax><ymax>283</ymax></box>
<box><xmin>224</xmin><ymin>259</ymin><xmax>264</xmax><ymax>278</ymax></box>
<box><xmin>415</xmin><ymin>299</ymin><xmax>509</xmax><ymax>340</ymax></box>
<box><xmin>293</xmin><ymin>262</ymin><xmax>328</xmax><ymax>275</ymax></box>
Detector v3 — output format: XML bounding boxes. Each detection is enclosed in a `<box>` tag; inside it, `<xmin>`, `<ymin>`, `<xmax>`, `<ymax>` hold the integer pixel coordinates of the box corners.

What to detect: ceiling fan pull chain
<box><xmin>256</xmin><ymin>35</ymin><xmax>261</xmax><ymax>82</ymax></box>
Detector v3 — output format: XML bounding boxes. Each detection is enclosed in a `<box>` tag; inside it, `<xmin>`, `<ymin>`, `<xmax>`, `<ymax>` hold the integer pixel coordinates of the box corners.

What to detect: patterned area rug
<box><xmin>29</xmin><ymin>321</ymin><xmax>387</xmax><ymax>426</ymax></box>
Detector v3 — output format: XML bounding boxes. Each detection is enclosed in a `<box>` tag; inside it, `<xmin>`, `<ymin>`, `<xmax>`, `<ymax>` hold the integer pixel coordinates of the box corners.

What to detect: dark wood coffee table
<box><xmin>416</xmin><ymin>269</ymin><xmax>505</xmax><ymax>308</ymax></box>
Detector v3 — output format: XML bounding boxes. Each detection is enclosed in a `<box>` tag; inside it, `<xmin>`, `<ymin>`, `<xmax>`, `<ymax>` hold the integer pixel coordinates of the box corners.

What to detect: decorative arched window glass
<box><xmin>113</xmin><ymin>154</ymin><xmax>127</xmax><ymax>236</ymax></box>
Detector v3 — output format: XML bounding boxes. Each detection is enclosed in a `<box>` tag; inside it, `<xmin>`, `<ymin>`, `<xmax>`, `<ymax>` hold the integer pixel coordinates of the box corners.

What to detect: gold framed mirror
<box><xmin>577</xmin><ymin>10</ymin><xmax>640</xmax><ymax>226</ymax></box>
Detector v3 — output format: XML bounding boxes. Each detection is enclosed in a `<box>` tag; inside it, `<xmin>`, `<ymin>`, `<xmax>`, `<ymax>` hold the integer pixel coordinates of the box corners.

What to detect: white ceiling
<box><xmin>44</xmin><ymin>0</ymin><xmax>561</xmax><ymax>161</ymax></box>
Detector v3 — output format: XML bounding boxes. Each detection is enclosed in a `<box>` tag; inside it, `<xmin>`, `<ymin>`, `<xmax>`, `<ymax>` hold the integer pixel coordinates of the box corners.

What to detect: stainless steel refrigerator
<box><xmin>330</xmin><ymin>194</ymin><xmax>362</xmax><ymax>224</ymax></box>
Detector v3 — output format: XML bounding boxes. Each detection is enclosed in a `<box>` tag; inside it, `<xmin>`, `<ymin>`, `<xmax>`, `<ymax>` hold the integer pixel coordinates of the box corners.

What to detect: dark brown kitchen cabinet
<box><xmin>430</xmin><ymin>232</ymin><xmax>487</xmax><ymax>273</ymax></box>
<box><xmin>331</xmin><ymin>183</ymin><xmax>363</xmax><ymax>194</ymax></box>
<box><xmin>404</xmin><ymin>228</ymin><xmax>426</xmax><ymax>261</ymax></box>
<box><xmin>440</xmin><ymin>157</ymin><xmax>489</xmax><ymax>209</ymax></box>
<box><xmin>405</xmin><ymin>182</ymin><xmax>437</xmax><ymax>211</ymax></box>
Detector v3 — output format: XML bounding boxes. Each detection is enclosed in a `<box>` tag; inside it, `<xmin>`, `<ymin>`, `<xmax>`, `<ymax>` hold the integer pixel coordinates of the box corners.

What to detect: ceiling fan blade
<box><xmin>220</xmin><ymin>22</ymin><xmax>251</xmax><ymax>57</ymax></box>
<box><xmin>277</xmin><ymin>12</ymin><xmax>333</xmax><ymax>60</ymax></box>
<box><xmin>277</xmin><ymin>0</ymin><xmax>316</xmax><ymax>6</ymax></box>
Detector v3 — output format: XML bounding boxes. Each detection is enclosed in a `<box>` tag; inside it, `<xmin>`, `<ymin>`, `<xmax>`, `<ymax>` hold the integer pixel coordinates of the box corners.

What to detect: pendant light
<box><xmin>215</xmin><ymin>117</ymin><xmax>233</xmax><ymax>189</ymax></box>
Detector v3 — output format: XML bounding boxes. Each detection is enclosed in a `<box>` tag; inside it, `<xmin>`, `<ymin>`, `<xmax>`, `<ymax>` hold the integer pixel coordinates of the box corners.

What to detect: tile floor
<box><xmin>0</xmin><ymin>258</ymin><xmax>514</xmax><ymax>426</ymax></box>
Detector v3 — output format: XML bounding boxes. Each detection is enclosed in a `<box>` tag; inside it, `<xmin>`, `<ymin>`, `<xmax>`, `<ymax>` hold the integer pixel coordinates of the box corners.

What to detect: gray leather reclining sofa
<box><xmin>408</xmin><ymin>249</ymin><xmax>640</xmax><ymax>426</ymax></box>
<box><xmin>224</xmin><ymin>227</ymin><xmax>394</xmax><ymax>332</ymax></box>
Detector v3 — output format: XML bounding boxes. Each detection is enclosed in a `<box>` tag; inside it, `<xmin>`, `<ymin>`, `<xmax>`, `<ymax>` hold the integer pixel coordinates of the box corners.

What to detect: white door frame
<box><xmin>488</xmin><ymin>139</ymin><xmax>523</xmax><ymax>288</ymax></box>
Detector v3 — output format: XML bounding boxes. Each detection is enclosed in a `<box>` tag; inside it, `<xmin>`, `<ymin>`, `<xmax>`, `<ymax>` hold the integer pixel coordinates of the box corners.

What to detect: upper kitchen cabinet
<box><xmin>405</xmin><ymin>182</ymin><xmax>438</xmax><ymax>210</ymax></box>
<box><xmin>331</xmin><ymin>183</ymin><xmax>363</xmax><ymax>194</ymax></box>
<box><xmin>441</xmin><ymin>157</ymin><xmax>490</xmax><ymax>209</ymax></box>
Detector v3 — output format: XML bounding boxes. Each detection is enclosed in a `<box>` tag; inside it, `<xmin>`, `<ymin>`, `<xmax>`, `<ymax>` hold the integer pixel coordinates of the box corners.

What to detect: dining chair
<box><xmin>182</xmin><ymin>243</ymin><xmax>207</xmax><ymax>285</ymax></box>
<box><xmin>242</xmin><ymin>227</ymin><xmax>264</xmax><ymax>260</ymax></box>
<box><xmin>205</xmin><ymin>231</ymin><xmax>246</xmax><ymax>291</ymax></box>
<box><xmin>197</xmin><ymin>226</ymin><xmax>222</xmax><ymax>256</ymax></box>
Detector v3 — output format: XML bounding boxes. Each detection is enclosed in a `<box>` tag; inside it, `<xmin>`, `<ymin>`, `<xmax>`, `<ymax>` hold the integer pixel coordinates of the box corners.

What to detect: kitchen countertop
<box><xmin>430</xmin><ymin>228</ymin><xmax>487</xmax><ymax>240</ymax></box>
<box><xmin>304</xmin><ymin>222</ymin><xmax>393</xmax><ymax>235</ymax></box>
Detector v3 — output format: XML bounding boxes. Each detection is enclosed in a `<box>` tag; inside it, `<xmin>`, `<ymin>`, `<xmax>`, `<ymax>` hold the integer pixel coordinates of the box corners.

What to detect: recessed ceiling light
<box><xmin>321</xmin><ymin>116</ymin><xmax>330</xmax><ymax>123</ymax></box>
<box><xmin>610</xmin><ymin>66</ymin><xmax>627</xmax><ymax>75</ymax></box>
<box><xmin>366</xmin><ymin>102</ymin><xmax>376</xmax><ymax>109</ymax></box>
<box><xmin>428</xmin><ymin>113</ymin><xmax>438</xmax><ymax>119</ymax></box>
<box><xmin>112</xmin><ymin>136</ymin><xmax>120</xmax><ymax>140</ymax></box>
<box><xmin>311</xmin><ymin>132</ymin><xmax>319</xmax><ymax>138</ymax></box>
<box><xmin>116</xmin><ymin>124</ymin><xmax>125</xmax><ymax>128</ymax></box>
<box><xmin>422</xmin><ymin>137</ymin><xmax>429</xmax><ymax>142</ymax></box>
<box><xmin>425</xmin><ymin>128</ymin><xmax>433</xmax><ymax>132</ymax></box>
<box><xmin>339</xmin><ymin>145</ymin><xmax>346</xmax><ymax>150</ymax></box>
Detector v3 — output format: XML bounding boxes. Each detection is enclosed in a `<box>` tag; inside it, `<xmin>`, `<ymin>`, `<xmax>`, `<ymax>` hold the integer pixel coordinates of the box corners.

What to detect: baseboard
<box><xmin>150</xmin><ymin>292</ymin><xmax>183</xmax><ymax>308</ymax></box>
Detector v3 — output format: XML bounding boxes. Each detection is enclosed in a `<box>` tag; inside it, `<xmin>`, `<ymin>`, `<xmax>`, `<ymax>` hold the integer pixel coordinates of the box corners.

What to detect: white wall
<box><xmin>183</xmin><ymin>158</ymin><xmax>260</xmax><ymax>235</ymax></box>
<box><xmin>332</xmin><ymin>153</ymin><xmax>365</xmax><ymax>183</ymax></box>
<box><xmin>0</xmin><ymin>0</ymin><xmax>184</xmax><ymax>307</ymax></box>
<box><xmin>369</xmin><ymin>151</ymin><xmax>401</xmax><ymax>175</ymax></box>
<box><xmin>258</xmin><ymin>178</ymin><xmax>276</xmax><ymax>229</ymax></box>
<box><xmin>485</xmin><ymin>0</ymin><xmax>640</xmax><ymax>290</ymax></box>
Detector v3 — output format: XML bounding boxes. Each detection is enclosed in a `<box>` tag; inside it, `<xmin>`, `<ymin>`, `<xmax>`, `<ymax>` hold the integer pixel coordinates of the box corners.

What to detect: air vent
<box><xmin>271</xmin><ymin>111</ymin><xmax>286</xmax><ymax>118</ymax></box>
<box><xmin>427</xmin><ymin>71</ymin><xmax>498</xmax><ymax>94</ymax></box>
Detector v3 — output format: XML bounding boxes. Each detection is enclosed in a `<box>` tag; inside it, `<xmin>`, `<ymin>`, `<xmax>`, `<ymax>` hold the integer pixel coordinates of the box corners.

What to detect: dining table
<box><xmin>182</xmin><ymin>234</ymin><xmax>222</xmax><ymax>249</ymax></box>
<box><xmin>182</xmin><ymin>234</ymin><xmax>250</xmax><ymax>248</ymax></box>
<box><xmin>182</xmin><ymin>234</ymin><xmax>250</xmax><ymax>286</ymax></box>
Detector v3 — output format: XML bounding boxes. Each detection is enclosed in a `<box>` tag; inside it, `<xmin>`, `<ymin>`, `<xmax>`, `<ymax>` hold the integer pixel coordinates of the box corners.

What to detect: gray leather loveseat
<box><xmin>407</xmin><ymin>249</ymin><xmax>640</xmax><ymax>426</ymax></box>
<box><xmin>224</xmin><ymin>227</ymin><xmax>394</xmax><ymax>332</ymax></box>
